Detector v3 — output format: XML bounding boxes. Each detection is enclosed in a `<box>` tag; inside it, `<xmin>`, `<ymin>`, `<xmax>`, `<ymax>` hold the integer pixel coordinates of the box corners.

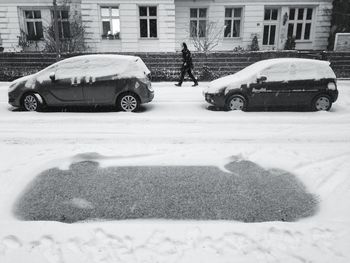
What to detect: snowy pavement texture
<box><xmin>0</xmin><ymin>81</ymin><xmax>350</xmax><ymax>262</ymax></box>
<box><xmin>14</xmin><ymin>159</ymin><xmax>317</xmax><ymax>223</ymax></box>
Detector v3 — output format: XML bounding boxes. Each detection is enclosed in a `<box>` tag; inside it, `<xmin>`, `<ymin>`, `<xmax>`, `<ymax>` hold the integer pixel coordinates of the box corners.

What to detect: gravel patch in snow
<box><xmin>14</xmin><ymin>158</ymin><xmax>318</xmax><ymax>223</ymax></box>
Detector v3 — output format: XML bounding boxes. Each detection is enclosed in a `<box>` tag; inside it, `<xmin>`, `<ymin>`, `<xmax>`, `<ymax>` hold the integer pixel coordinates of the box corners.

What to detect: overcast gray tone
<box><xmin>13</xmin><ymin>158</ymin><xmax>318</xmax><ymax>223</ymax></box>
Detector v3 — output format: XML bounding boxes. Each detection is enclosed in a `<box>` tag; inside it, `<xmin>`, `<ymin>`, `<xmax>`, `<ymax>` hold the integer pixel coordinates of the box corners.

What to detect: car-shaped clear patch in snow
<box><xmin>204</xmin><ymin>58</ymin><xmax>338</xmax><ymax>111</ymax></box>
<box><xmin>8</xmin><ymin>54</ymin><xmax>154</xmax><ymax>112</ymax></box>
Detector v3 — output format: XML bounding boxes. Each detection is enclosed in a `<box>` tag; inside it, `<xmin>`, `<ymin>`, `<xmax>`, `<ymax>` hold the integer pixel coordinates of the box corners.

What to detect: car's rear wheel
<box><xmin>22</xmin><ymin>93</ymin><xmax>42</xmax><ymax>112</ymax></box>
<box><xmin>226</xmin><ymin>95</ymin><xmax>247</xmax><ymax>111</ymax></box>
<box><xmin>312</xmin><ymin>94</ymin><xmax>332</xmax><ymax>111</ymax></box>
<box><xmin>118</xmin><ymin>93</ymin><xmax>140</xmax><ymax>112</ymax></box>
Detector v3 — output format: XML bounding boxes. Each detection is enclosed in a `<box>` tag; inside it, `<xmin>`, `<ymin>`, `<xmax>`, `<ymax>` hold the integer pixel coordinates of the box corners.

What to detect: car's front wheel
<box><xmin>312</xmin><ymin>94</ymin><xmax>332</xmax><ymax>111</ymax></box>
<box><xmin>117</xmin><ymin>93</ymin><xmax>140</xmax><ymax>112</ymax></box>
<box><xmin>22</xmin><ymin>93</ymin><xmax>43</xmax><ymax>112</ymax></box>
<box><xmin>226</xmin><ymin>95</ymin><xmax>247</xmax><ymax>111</ymax></box>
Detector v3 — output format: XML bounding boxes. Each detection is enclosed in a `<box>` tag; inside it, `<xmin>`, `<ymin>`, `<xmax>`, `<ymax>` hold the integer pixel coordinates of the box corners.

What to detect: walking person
<box><xmin>175</xmin><ymin>43</ymin><xmax>198</xmax><ymax>87</ymax></box>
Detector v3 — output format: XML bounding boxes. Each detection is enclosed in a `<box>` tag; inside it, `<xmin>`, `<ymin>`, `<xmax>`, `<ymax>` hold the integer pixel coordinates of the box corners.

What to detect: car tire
<box><xmin>22</xmin><ymin>93</ymin><xmax>43</xmax><ymax>112</ymax></box>
<box><xmin>226</xmin><ymin>94</ymin><xmax>247</xmax><ymax>111</ymax></box>
<box><xmin>312</xmin><ymin>94</ymin><xmax>332</xmax><ymax>111</ymax></box>
<box><xmin>117</xmin><ymin>93</ymin><xmax>140</xmax><ymax>112</ymax></box>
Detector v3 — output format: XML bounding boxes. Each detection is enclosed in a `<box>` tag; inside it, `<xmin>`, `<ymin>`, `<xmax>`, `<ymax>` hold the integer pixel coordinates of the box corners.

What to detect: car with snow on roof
<box><xmin>203</xmin><ymin>58</ymin><xmax>338</xmax><ymax>111</ymax></box>
<box><xmin>8</xmin><ymin>54</ymin><xmax>154</xmax><ymax>112</ymax></box>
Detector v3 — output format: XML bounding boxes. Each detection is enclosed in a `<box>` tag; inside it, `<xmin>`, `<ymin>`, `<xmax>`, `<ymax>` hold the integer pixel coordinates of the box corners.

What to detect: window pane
<box><xmin>224</xmin><ymin>20</ymin><xmax>232</xmax><ymax>37</ymax></box>
<box><xmin>263</xmin><ymin>25</ymin><xmax>269</xmax><ymax>45</ymax></box>
<box><xmin>190</xmin><ymin>8</ymin><xmax>197</xmax><ymax>18</ymax></box>
<box><xmin>25</xmin><ymin>11</ymin><xmax>33</xmax><ymax>19</ymax></box>
<box><xmin>296</xmin><ymin>23</ymin><xmax>302</xmax><ymax>39</ymax></box>
<box><xmin>139</xmin><ymin>7</ymin><xmax>147</xmax><ymax>16</ymax></box>
<box><xmin>34</xmin><ymin>10</ymin><xmax>41</xmax><ymax>19</ymax></box>
<box><xmin>62</xmin><ymin>21</ymin><xmax>70</xmax><ymax>38</ymax></box>
<box><xmin>26</xmin><ymin>22</ymin><xmax>35</xmax><ymax>39</ymax></box>
<box><xmin>306</xmin><ymin>8</ymin><xmax>313</xmax><ymax>20</ymax></box>
<box><xmin>264</xmin><ymin>9</ymin><xmax>271</xmax><ymax>20</ymax></box>
<box><xmin>304</xmin><ymin>23</ymin><xmax>311</xmax><ymax>39</ymax></box>
<box><xmin>297</xmin><ymin>8</ymin><xmax>304</xmax><ymax>20</ymax></box>
<box><xmin>112</xmin><ymin>18</ymin><xmax>120</xmax><ymax>38</ymax></box>
<box><xmin>140</xmin><ymin>19</ymin><xmax>148</xmax><ymax>37</ymax></box>
<box><xmin>234</xmin><ymin>8</ymin><xmax>242</xmax><ymax>18</ymax></box>
<box><xmin>149</xmin><ymin>7</ymin><xmax>157</xmax><ymax>16</ymax></box>
<box><xmin>199</xmin><ymin>8</ymin><xmax>207</xmax><ymax>18</ymax></box>
<box><xmin>198</xmin><ymin>20</ymin><xmax>206</xmax><ymax>37</ymax></box>
<box><xmin>111</xmin><ymin>8</ymin><xmax>119</xmax><ymax>17</ymax></box>
<box><xmin>289</xmin><ymin>8</ymin><xmax>295</xmax><ymax>20</ymax></box>
<box><xmin>287</xmin><ymin>23</ymin><xmax>294</xmax><ymax>37</ymax></box>
<box><xmin>102</xmin><ymin>21</ymin><xmax>110</xmax><ymax>37</ymax></box>
<box><xmin>35</xmin><ymin>22</ymin><xmax>43</xmax><ymax>38</ymax></box>
<box><xmin>150</xmin><ymin>19</ymin><xmax>157</xmax><ymax>37</ymax></box>
<box><xmin>61</xmin><ymin>10</ymin><xmax>69</xmax><ymax>19</ymax></box>
<box><xmin>225</xmin><ymin>8</ymin><xmax>232</xmax><ymax>18</ymax></box>
<box><xmin>101</xmin><ymin>7</ymin><xmax>109</xmax><ymax>17</ymax></box>
<box><xmin>58</xmin><ymin>23</ymin><xmax>63</xmax><ymax>38</ymax></box>
<box><xmin>190</xmin><ymin>20</ymin><xmax>197</xmax><ymax>37</ymax></box>
<box><xmin>269</xmin><ymin>25</ymin><xmax>276</xmax><ymax>44</ymax></box>
<box><xmin>233</xmin><ymin>20</ymin><xmax>240</xmax><ymax>37</ymax></box>
<box><xmin>271</xmin><ymin>9</ymin><xmax>278</xmax><ymax>20</ymax></box>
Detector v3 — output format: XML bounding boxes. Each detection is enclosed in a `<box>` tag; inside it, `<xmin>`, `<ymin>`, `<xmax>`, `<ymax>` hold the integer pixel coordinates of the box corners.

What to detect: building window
<box><xmin>139</xmin><ymin>6</ymin><xmax>157</xmax><ymax>38</ymax></box>
<box><xmin>288</xmin><ymin>8</ymin><xmax>313</xmax><ymax>40</ymax></box>
<box><xmin>51</xmin><ymin>10</ymin><xmax>70</xmax><ymax>39</ymax></box>
<box><xmin>224</xmin><ymin>7</ymin><xmax>242</xmax><ymax>38</ymax></box>
<box><xmin>190</xmin><ymin>8</ymin><xmax>207</xmax><ymax>38</ymax></box>
<box><xmin>263</xmin><ymin>8</ymin><xmax>278</xmax><ymax>45</ymax></box>
<box><xmin>101</xmin><ymin>7</ymin><xmax>120</xmax><ymax>39</ymax></box>
<box><xmin>24</xmin><ymin>10</ymin><xmax>43</xmax><ymax>41</ymax></box>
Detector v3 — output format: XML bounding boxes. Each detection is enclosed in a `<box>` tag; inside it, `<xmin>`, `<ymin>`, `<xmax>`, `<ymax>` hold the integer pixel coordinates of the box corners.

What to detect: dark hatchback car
<box><xmin>204</xmin><ymin>58</ymin><xmax>338</xmax><ymax>111</ymax></box>
<box><xmin>8</xmin><ymin>54</ymin><xmax>154</xmax><ymax>112</ymax></box>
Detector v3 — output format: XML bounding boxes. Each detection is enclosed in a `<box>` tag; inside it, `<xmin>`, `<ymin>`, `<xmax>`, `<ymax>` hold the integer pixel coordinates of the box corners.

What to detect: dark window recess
<box><xmin>264</xmin><ymin>9</ymin><xmax>271</xmax><ymax>20</ymax></box>
<box><xmin>225</xmin><ymin>8</ymin><xmax>232</xmax><ymax>18</ymax></box>
<box><xmin>150</xmin><ymin>19</ymin><xmax>157</xmax><ymax>37</ymax></box>
<box><xmin>288</xmin><ymin>23</ymin><xmax>294</xmax><ymax>37</ymax></box>
<box><xmin>306</xmin><ymin>8</ymin><xmax>313</xmax><ymax>20</ymax></box>
<box><xmin>102</xmin><ymin>21</ymin><xmax>111</xmax><ymax>36</ymax></box>
<box><xmin>289</xmin><ymin>8</ymin><xmax>295</xmax><ymax>20</ymax></box>
<box><xmin>190</xmin><ymin>20</ymin><xmax>197</xmax><ymax>37</ymax></box>
<box><xmin>296</xmin><ymin>23</ymin><xmax>303</xmax><ymax>40</ymax></box>
<box><xmin>271</xmin><ymin>9</ymin><xmax>278</xmax><ymax>20</ymax></box>
<box><xmin>198</xmin><ymin>20</ymin><xmax>206</xmax><ymax>37</ymax></box>
<box><xmin>234</xmin><ymin>8</ymin><xmax>242</xmax><ymax>17</ymax></box>
<box><xmin>233</xmin><ymin>20</ymin><xmax>240</xmax><ymax>37</ymax></box>
<box><xmin>140</xmin><ymin>19</ymin><xmax>148</xmax><ymax>37</ymax></box>
<box><xmin>269</xmin><ymin>25</ymin><xmax>276</xmax><ymax>45</ymax></box>
<box><xmin>139</xmin><ymin>7</ymin><xmax>147</xmax><ymax>16</ymax></box>
<box><xmin>149</xmin><ymin>6</ymin><xmax>157</xmax><ymax>16</ymax></box>
<box><xmin>199</xmin><ymin>8</ymin><xmax>207</xmax><ymax>18</ymax></box>
<box><xmin>224</xmin><ymin>20</ymin><xmax>232</xmax><ymax>37</ymax></box>
<box><xmin>190</xmin><ymin>8</ymin><xmax>197</xmax><ymax>18</ymax></box>
<box><xmin>297</xmin><ymin>8</ymin><xmax>304</xmax><ymax>20</ymax></box>
<box><xmin>304</xmin><ymin>23</ymin><xmax>311</xmax><ymax>40</ymax></box>
<box><xmin>263</xmin><ymin>25</ymin><xmax>269</xmax><ymax>45</ymax></box>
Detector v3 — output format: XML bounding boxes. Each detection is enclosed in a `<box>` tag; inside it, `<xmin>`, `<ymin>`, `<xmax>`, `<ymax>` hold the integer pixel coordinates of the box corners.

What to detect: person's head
<box><xmin>182</xmin><ymin>42</ymin><xmax>188</xmax><ymax>50</ymax></box>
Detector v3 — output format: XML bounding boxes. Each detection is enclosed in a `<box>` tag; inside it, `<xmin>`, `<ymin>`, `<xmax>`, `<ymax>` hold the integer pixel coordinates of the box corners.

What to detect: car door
<box><xmin>48</xmin><ymin>58</ymin><xmax>85</xmax><ymax>104</ymax></box>
<box><xmin>258</xmin><ymin>62</ymin><xmax>291</xmax><ymax>107</ymax></box>
<box><xmin>82</xmin><ymin>57</ymin><xmax>119</xmax><ymax>104</ymax></box>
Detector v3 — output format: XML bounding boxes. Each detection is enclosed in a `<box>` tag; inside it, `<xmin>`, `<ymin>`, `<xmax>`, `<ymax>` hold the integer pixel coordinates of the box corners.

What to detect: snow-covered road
<box><xmin>0</xmin><ymin>81</ymin><xmax>350</xmax><ymax>262</ymax></box>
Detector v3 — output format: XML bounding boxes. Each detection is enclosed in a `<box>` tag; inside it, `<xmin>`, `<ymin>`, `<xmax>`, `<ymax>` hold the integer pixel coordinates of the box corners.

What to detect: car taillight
<box><xmin>327</xmin><ymin>82</ymin><xmax>337</xmax><ymax>90</ymax></box>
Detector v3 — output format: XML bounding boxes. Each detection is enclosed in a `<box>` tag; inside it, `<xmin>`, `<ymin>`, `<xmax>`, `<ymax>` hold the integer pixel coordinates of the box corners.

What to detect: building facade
<box><xmin>0</xmin><ymin>0</ymin><xmax>333</xmax><ymax>52</ymax></box>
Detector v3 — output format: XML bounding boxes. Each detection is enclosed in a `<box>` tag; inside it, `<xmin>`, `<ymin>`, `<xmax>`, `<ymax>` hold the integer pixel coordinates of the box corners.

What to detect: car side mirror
<box><xmin>257</xmin><ymin>75</ymin><xmax>267</xmax><ymax>83</ymax></box>
<box><xmin>49</xmin><ymin>72</ymin><xmax>56</xmax><ymax>82</ymax></box>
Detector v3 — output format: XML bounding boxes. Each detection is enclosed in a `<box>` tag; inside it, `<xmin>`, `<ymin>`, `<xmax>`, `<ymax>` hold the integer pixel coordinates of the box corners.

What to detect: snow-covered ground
<box><xmin>0</xmin><ymin>81</ymin><xmax>350</xmax><ymax>262</ymax></box>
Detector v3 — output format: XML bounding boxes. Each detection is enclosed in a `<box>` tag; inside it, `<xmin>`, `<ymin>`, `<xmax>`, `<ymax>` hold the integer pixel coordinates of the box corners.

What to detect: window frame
<box><xmin>223</xmin><ymin>6</ymin><xmax>244</xmax><ymax>38</ymax></box>
<box><xmin>138</xmin><ymin>5</ymin><xmax>158</xmax><ymax>39</ymax></box>
<box><xmin>50</xmin><ymin>9</ymin><xmax>70</xmax><ymax>39</ymax></box>
<box><xmin>262</xmin><ymin>7</ymin><xmax>280</xmax><ymax>46</ymax></box>
<box><xmin>99</xmin><ymin>6</ymin><xmax>121</xmax><ymax>40</ymax></box>
<box><xmin>23</xmin><ymin>9</ymin><xmax>44</xmax><ymax>41</ymax></box>
<box><xmin>189</xmin><ymin>7</ymin><xmax>208</xmax><ymax>38</ymax></box>
<box><xmin>287</xmin><ymin>7</ymin><xmax>315</xmax><ymax>42</ymax></box>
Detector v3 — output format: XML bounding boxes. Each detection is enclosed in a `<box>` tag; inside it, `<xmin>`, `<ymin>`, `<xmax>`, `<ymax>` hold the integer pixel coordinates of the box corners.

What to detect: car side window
<box><xmin>260</xmin><ymin>63</ymin><xmax>289</xmax><ymax>82</ymax></box>
<box><xmin>289</xmin><ymin>62</ymin><xmax>317</xmax><ymax>81</ymax></box>
<box><xmin>55</xmin><ymin>58</ymin><xmax>89</xmax><ymax>84</ymax></box>
<box><xmin>36</xmin><ymin>64</ymin><xmax>58</xmax><ymax>83</ymax></box>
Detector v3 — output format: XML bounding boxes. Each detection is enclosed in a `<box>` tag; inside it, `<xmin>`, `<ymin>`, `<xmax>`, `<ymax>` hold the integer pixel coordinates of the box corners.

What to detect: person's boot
<box><xmin>175</xmin><ymin>83</ymin><xmax>181</xmax><ymax>87</ymax></box>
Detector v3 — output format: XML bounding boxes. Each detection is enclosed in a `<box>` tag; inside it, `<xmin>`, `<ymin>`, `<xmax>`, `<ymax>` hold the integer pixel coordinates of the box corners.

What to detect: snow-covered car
<box><xmin>8</xmin><ymin>54</ymin><xmax>154</xmax><ymax>112</ymax></box>
<box><xmin>204</xmin><ymin>58</ymin><xmax>338</xmax><ymax>111</ymax></box>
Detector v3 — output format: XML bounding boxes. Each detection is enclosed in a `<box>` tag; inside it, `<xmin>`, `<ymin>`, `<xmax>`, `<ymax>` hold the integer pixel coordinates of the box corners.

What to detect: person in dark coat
<box><xmin>175</xmin><ymin>43</ymin><xmax>198</xmax><ymax>87</ymax></box>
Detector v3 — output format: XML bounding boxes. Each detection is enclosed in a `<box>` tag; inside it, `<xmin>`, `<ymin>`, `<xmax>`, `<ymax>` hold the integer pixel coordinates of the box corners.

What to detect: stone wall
<box><xmin>0</xmin><ymin>51</ymin><xmax>349</xmax><ymax>82</ymax></box>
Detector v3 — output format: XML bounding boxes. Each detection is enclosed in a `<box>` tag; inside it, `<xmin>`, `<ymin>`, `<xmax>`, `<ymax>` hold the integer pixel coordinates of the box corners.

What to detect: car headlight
<box><xmin>147</xmin><ymin>83</ymin><xmax>154</xmax><ymax>92</ymax></box>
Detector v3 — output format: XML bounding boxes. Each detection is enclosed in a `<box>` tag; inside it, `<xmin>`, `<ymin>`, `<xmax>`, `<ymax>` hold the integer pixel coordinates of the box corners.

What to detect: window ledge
<box><xmin>223</xmin><ymin>37</ymin><xmax>243</xmax><ymax>40</ymax></box>
<box><xmin>138</xmin><ymin>38</ymin><xmax>159</xmax><ymax>40</ymax></box>
<box><xmin>101</xmin><ymin>39</ymin><xmax>121</xmax><ymax>41</ymax></box>
<box><xmin>295</xmin><ymin>40</ymin><xmax>313</xmax><ymax>43</ymax></box>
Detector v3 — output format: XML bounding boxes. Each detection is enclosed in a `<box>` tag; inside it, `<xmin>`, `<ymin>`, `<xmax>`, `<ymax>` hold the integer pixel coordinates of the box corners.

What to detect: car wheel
<box><xmin>226</xmin><ymin>95</ymin><xmax>247</xmax><ymax>111</ymax></box>
<box><xmin>22</xmin><ymin>93</ymin><xmax>42</xmax><ymax>112</ymax></box>
<box><xmin>312</xmin><ymin>95</ymin><xmax>332</xmax><ymax>111</ymax></box>
<box><xmin>118</xmin><ymin>93</ymin><xmax>140</xmax><ymax>112</ymax></box>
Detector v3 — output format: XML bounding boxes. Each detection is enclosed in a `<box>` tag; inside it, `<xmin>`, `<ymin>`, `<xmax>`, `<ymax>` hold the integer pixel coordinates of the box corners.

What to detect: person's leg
<box><xmin>187</xmin><ymin>68</ymin><xmax>198</xmax><ymax>85</ymax></box>
<box><xmin>176</xmin><ymin>67</ymin><xmax>186</xmax><ymax>86</ymax></box>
